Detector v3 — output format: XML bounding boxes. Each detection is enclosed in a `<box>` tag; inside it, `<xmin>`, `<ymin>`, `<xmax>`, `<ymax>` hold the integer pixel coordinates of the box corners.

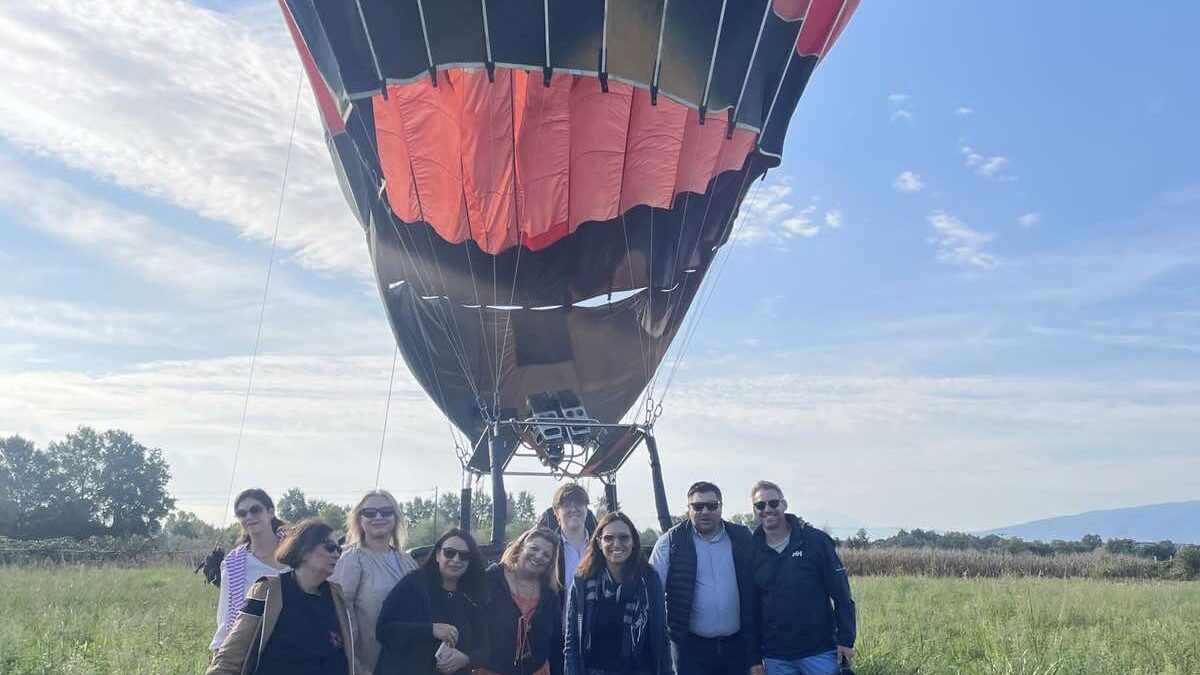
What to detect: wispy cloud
<box><xmin>1017</xmin><ymin>212</ymin><xmax>1041</xmax><ymax>228</ymax></box>
<box><xmin>657</xmin><ymin>370</ymin><xmax>1200</xmax><ymax>529</ymax></box>
<box><xmin>960</xmin><ymin>142</ymin><xmax>1017</xmax><ymax>181</ymax></box>
<box><xmin>955</xmin><ymin>106</ymin><xmax>974</xmax><ymax>116</ymax></box>
<box><xmin>894</xmin><ymin>170</ymin><xmax>925</xmax><ymax>192</ymax></box>
<box><xmin>0</xmin><ymin>0</ymin><xmax>364</xmax><ymax>274</ymax></box>
<box><xmin>733</xmin><ymin>177</ymin><xmax>842</xmax><ymax>247</ymax></box>
<box><xmin>926</xmin><ymin>210</ymin><xmax>999</xmax><ymax>270</ymax></box>
<box><xmin>888</xmin><ymin>93</ymin><xmax>915</xmax><ymax>122</ymax></box>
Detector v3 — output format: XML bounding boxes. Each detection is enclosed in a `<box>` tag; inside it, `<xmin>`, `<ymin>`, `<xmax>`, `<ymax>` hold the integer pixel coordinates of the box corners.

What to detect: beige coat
<box><xmin>331</xmin><ymin>545</ymin><xmax>419</xmax><ymax>675</ymax></box>
<box><xmin>206</xmin><ymin>574</ymin><xmax>354</xmax><ymax>675</ymax></box>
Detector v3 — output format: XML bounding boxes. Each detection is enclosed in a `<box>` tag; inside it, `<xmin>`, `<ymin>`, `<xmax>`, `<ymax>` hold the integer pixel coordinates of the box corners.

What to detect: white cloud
<box><xmin>893</xmin><ymin>170</ymin><xmax>925</xmax><ymax>192</ymax></box>
<box><xmin>653</xmin><ymin>370</ymin><xmax>1200</xmax><ymax>530</ymax></box>
<box><xmin>0</xmin><ymin>0</ymin><xmax>364</xmax><ymax>274</ymax></box>
<box><xmin>955</xmin><ymin>106</ymin><xmax>974</xmax><ymax>116</ymax></box>
<box><xmin>960</xmin><ymin>142</ymin><xmax>1017</xmax><ymax>181</ymax></box>
<box><xmin>1017</xmin><ymin>212</ymin><xmax>1041</xmax><ymax>228</ymax></box>
<box><xmin>733</xmin><ymin>177</ymin><xmax>832</xmax><ymax>247</ymax></box>
<box><xmin>887</xmin><ymin>93</ymin><xmax>915</xmax><ymax>122</ymax></box>
<box><xmin>926</xmin><ymin>210</ymin><xmax>999</xmax><ymax>270</ymax></box>
<box><xmin>0</xmin><ymin>153</ymin><xmax>263</xmax><ymax>301</ymax></box>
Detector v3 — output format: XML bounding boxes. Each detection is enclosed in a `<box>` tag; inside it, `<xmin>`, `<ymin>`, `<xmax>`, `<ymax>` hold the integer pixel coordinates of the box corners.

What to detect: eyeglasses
<box><xmin>600</xmin><ymin>533</ymin><xmax>632</xmax><ymax>544</ymax></box>
<box><xmin>753</xmin><ymin>499</ymin><xmax>782</xmax><ymax>512</ymax></box>
<box><xmin>322</xmin><ymin>541</ymin><xmax>342</xmax><ymax>554</ymax></box>
<box><xmin>688</xmin><ymin>501</ymin><xmax>721</xmax><ymax>512</ymax></box>
<box><xmin>235</xmin><ymin>504</ymin><xmax>264</xmax><ymax>519</ymax></box>
<box><xmin>440</xmin><ymin>546</ymin><xmax>468</xmax><ymax>561</ymax></box>
<box><xmin>360</xmin><ymin>507</ymin><xmax>395</xmax><ymax>519</ymax></box>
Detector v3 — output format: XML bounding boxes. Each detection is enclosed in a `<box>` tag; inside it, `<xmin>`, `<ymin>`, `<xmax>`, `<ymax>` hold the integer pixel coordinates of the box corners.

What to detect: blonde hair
<box><xmin>750</xmin><ymin>480</ymin><xmax>785</xmax><ymax>500</ymax></box>
<box><xmin>500</xmin><ymin>527</ymin><xmax>562</xmax><ymax>594</ymax></box>
<box><xmin>346</xmin><ymin>489</ymin><xmax>407</xmax><ymax>549</ymax></box>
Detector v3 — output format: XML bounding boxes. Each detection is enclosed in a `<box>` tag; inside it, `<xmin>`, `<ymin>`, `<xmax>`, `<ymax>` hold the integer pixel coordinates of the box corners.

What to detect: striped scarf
<box><xmin>582</xmin><ymin>569</ymin><xmax>650</xmax><ymax>663</ymax></box>
<box><xmin>222</xmin><ymin>531</ymin><xmax>285</xmax><ymax>627</ymax></box>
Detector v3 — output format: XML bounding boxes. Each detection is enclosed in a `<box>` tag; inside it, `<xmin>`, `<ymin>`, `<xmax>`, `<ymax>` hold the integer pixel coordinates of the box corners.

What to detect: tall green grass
<box><xmin>0</xmin><ymin>567</ymin><xmax>212</xmax><ymax>674</ymax></box>
<box><xmin>0</xmin><ymin>567</ymin><xmax>1196</xmax><ymax>674</ymax></box>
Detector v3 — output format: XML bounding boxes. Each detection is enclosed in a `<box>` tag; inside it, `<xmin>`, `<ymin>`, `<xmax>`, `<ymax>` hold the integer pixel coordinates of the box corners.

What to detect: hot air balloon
<box><xmin>278</xmin><ymin>0</ymin><xmax>858</xmax><ymax>542</ymax></box>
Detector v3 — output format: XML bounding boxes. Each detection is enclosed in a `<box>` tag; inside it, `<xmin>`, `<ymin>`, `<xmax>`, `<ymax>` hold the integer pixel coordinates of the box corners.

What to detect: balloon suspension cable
<box><xmin>374</xmin><ymin>346</ymin><xmax>399</xmax><ymax>488</ymax></box>
<box><xmin>656</xmin><ymin>168</ymin><xmax>767</xmax><ymax>410</ymax></box>
<box><xmin>218</xmin><ymin>72</ymin><xmax>304</xmax><ymax>531</ymax></box>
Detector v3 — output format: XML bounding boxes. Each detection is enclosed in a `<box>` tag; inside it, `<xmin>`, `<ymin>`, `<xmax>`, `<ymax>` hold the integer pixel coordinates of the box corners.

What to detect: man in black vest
<box><xmin>650</xmin><ymin>481</ymin><xmax>758</xmax><ymax>675</ymax></box>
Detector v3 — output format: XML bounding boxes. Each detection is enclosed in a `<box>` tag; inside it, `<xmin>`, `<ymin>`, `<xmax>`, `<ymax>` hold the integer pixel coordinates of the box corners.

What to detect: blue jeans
<box><xmin>763</xmin><ymin>651</ymin><xmax>840</xmax><ymax>675</ymax></box>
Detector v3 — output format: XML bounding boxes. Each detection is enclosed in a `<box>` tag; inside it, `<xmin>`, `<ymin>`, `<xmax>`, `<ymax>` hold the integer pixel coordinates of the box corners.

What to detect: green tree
<box><xmin>277</xmin><ymin>487</ymin><xmax>316</xmax><ymax>522</ymax></box>
<box><xmin>1172</xmin><ymin>545</ymin><xmax>1200</xmax><ymax>580</ymax></box>
<box><xmin>847</xmin><ymin>528</ymin><xmax>871</xmax><ymax>549</ymax></box>
<box><xmin>317</xmin><ymin>503</ymin><xmax>349</xmax><ymax>535</ymax></box>
<box><xmin>1</xmin><ymin>434</ymin><xmax>95</xmax><ymax>537</ymax></box>
<box><xmin>47</xmin><ymin>427</ymin><xmax>175</xmax><ymax>535</ymax></box>
<box><xmin>1104</xmin><ymin>538</ymin><xmax>1136</xmax><ymax>556</ymax></box>
<box><xmin>0</xmin><ymin>447</ymin><xmax>17</xmax><ymax>535</ymax></box>
<box><xmin>1080</xmin><ymin>534</ymin><xmax>1103</xmax><ymax>551</ymax></box>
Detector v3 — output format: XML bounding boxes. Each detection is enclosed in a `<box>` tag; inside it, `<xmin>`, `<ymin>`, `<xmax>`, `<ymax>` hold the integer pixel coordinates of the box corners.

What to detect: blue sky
<box><xmin>1</xmin><ymin>1</ymin><xmax>1197</xmax><ymax>535</ymax></box>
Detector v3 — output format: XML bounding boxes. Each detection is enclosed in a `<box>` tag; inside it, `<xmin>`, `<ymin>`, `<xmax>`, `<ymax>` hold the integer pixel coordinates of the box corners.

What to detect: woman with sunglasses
<box><xmin>375</xmin><ymin>528</ymin><xmax>490</xmax><ymax>675</ymax></box>
<box><xmin>207</xmin><ymin>519</ymin><xmax>354</xmax><ymax>675</ymax></box>
<box><xmin>565</xmin><ymin>512</ymin><xmax>672</xmax><ymax>675</ymax></box>
<box><xmin>209</xmin><ymin>488</ymin><xmax>290</xmax><ymax>652</ymax></box>
<box><xmin>332</xmin><ymin>490</ymin><xmax>420</xmax><ymax>675</ymax></box>
<box><xmin>478</xmin><ymin>527</ymin><xmax>563</xmax><ymax>675</ymax></box>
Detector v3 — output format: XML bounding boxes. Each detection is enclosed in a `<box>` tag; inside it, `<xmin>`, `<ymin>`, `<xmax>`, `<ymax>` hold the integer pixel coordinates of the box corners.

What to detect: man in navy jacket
<box><xmin>747</xmin><ymin>480</ymin><xmax>856</xmax><ymax>675</ymax></box>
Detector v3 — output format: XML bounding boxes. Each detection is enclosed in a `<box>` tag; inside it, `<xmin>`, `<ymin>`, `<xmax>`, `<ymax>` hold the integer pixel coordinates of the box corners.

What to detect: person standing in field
<box><xmin>207</xmin><ymin>519</ymin><xmax>355</xmax><ymax>675</ymax></box>
<box><xmin>649</xmin><ymin>481</ymin><xmax>758</xmax><ymax>675</ymax></box>
<box><xmin>564</xmin><ymin>512</ymin><xmax>672</xmax><ymax>675</ymax></box>
<box><xmin>747</xmin><ymin>481</ymin><xmax>855</xmax><ymax>675</ymax></box>
<box><xmin>537</xmin><ymin>483</ymin><xmax>597</xmax><ymax>603</ymax></box>
<box><xmin>331</xmin><ymin>489</ymin><xmax>420</xmax><ymax>675</ymax></box>
<box><xmin>477</xmin><ymin>527</ymin><xmax>564</xmax><ymax>675</ymax></box>
<box><xmin>374</xmin><ymin>528</ymin><xmax>490</xmax><ymax>675</ymax></box>
<box><xmin>210</xmin><ymin>488</ymin><xmax>291</xmax><ymax>652</ymax></box>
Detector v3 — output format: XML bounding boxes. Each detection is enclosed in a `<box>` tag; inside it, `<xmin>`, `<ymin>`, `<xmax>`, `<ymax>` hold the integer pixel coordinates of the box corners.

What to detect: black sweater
<box><xmin>375</xmin><ymin>568</ymin><xmax>490</xmax><ymax>675</ymax></box>
<box><xmin>479</xmin><ymin>564</ymin><xmax>564</xmax><ymax>675</ymax></box>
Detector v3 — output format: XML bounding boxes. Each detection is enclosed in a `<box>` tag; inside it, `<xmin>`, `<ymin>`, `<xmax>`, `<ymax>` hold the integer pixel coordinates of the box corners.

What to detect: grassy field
<box><xmin>0</xmin><ymin>567</ymin><xmax>1197</xmax><ymax>674</ymax></box>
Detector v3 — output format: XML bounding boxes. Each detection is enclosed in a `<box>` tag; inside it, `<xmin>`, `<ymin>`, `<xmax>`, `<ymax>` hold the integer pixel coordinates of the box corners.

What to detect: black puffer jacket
<box><xmin>480</xmin><ymin>564</ymin><xmax>564</xmax><ymax>675</ymax></box>
<box><xmin>749</xmin><ymin>514</ymin><xmax>855</xmax><ymax>660</ymax></box>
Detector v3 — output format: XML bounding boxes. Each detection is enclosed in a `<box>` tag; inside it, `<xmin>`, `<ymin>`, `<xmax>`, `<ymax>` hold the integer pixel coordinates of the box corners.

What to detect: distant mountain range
<box><xmin>979</xmin><ymin>500</ymin><xmax>1200</xmax><ymax>544</ymax></box>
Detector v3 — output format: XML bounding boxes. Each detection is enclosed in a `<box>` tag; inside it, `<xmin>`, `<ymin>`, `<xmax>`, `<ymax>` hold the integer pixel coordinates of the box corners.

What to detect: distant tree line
<box><xmin>0</xmin><ymin>429</ymin><xmax>174</xmax><ymax>538</ymax></box>
<box><xmin>837</xmin><ymin>526</ymin><xmax>1185</xmax><ymax>562</ymax></box>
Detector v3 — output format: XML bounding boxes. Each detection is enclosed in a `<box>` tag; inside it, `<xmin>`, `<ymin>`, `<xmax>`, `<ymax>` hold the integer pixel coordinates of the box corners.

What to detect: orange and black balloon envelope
<box><xmin>280</xmin><ymin>0</ymin><xmax>858</xmax><ymax>439</ymax></box>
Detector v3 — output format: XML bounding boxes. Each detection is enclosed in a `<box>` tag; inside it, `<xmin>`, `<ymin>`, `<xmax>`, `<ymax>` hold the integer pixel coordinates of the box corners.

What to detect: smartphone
<box><xmin>435</xmin><ymin>641</ymin><xmax>452</xmax><ymax>662</ymax></box>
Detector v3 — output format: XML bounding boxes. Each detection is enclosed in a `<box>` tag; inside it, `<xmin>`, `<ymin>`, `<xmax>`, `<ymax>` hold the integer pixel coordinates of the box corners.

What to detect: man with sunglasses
<box><xmin>747</xmin><ymin>481</ymin><xmax>855</xmax><ymax>675</ymax></box>
<box><xmin>649</xmin><ymin>481</ymin><xmax>758</xmax><ymax>675</ymax></box>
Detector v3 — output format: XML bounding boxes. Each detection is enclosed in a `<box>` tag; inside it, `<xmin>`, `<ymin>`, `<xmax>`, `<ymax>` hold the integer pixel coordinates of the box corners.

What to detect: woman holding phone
<box><xmin>374</xmin><ymin>528</ymin><xmax>490</xmax><ymax>675</ymax></box>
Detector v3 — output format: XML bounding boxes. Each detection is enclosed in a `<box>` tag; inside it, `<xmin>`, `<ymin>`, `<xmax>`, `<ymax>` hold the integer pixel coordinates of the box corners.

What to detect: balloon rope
<box><xmin>375</xmin><ymin>346</ymin><xmax>399</xmax><ymax>488</ymax></box>
<box><xmin>656</xmin><ymin>171</ymin><xmax>765</xmax><ymax>409</ymax></box>
<box><xmin>219</xmin><ymin>73</ymin><xmax>304</xmax><ymax>530</ymax></box>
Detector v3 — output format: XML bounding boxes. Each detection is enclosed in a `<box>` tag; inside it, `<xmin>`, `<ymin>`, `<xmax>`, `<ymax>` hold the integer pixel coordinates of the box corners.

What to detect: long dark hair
<box><xmin>234</xmin><ymin>488</ymin><xmax>287</xmax><ymax>545</ymax></box>
<box><xmin>420</xmin><ymin>528</ymin><xmax>489</xmax><ymax>603</ymax></box>
<box><xmin>576</xmin><ymin>512</ymin><xmax>649</xmax><ymax>580</ymax></box>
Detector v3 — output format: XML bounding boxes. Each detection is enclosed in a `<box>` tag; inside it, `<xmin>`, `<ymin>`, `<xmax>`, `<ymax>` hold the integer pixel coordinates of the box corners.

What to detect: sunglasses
<box><xmin>689</xmin><ymin>501</ymin><xmax>721</xmax><ymax>512</ymax></box>
<box><xmin>360</xmin><ymin>507</ymin><xmax>395</xmax><ymax>519</ymax></box>
<box><xmin>600</xmin><ymin>533</ymin><xmax>632</xmax><ymax>544</ymax></box>
<box><xmin>440</xmin><ymin>546</ymin><xmax>469</xmax><ymax>561</ymax></box>
<box><xmin>322</xmin><ymin>541</ymin><xmax>342</xmax><ymax>554</ymax></box>
<box><xmin>753</xmin><ymin>499</ymin><xmax>782</xmax><ymax>511</ymax></box>
<box><xmin>235</xmin><ymin>504</ymin><xmax>264</xmax><ymax>519</ymax></box>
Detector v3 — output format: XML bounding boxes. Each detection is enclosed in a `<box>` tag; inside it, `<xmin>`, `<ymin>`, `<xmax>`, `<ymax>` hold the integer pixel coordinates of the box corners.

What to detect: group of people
<box><xmin>205</xmin><ymin>480</ymin><xmax>856</xmax><ymax>675</ymax></box>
